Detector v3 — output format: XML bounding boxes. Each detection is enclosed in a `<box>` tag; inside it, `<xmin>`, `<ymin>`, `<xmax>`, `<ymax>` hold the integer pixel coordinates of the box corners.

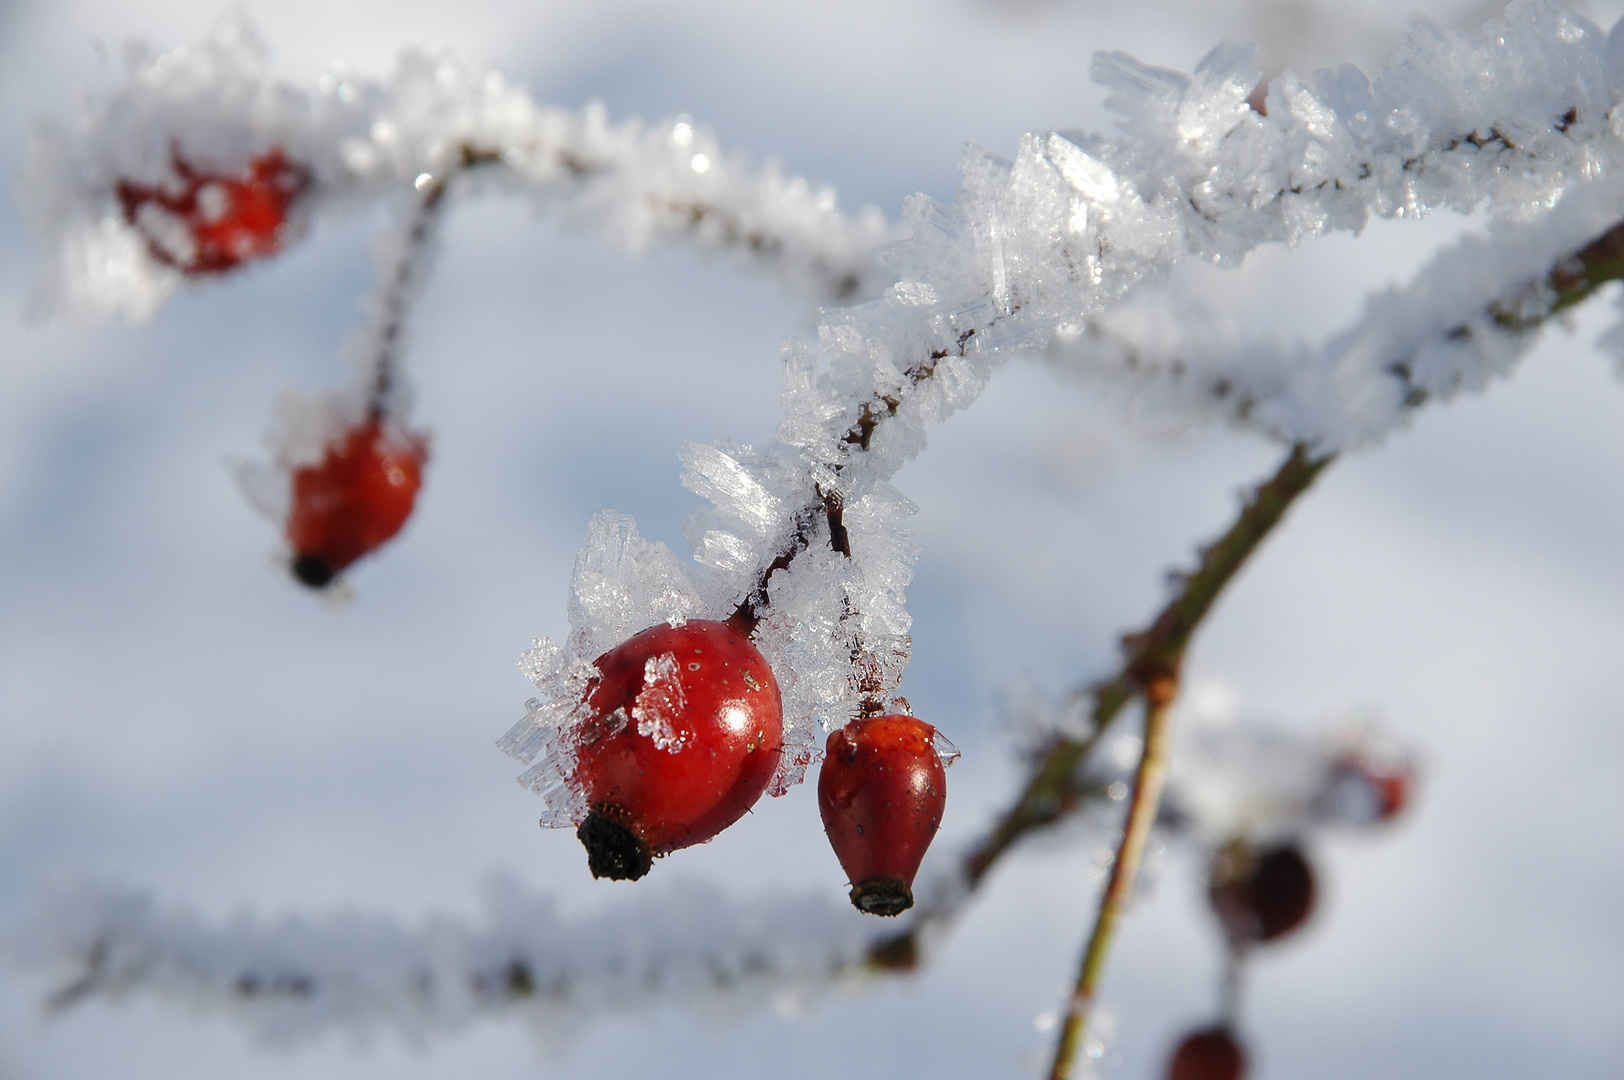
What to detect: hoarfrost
<box><xmin>17</xmin><ymin>878</ymin><xmax>876</xmax><ymax>1046</ymax></box>
<box><xmin>498</xmin><ymin>512</ymin><xmax>704</xmax><ymax>822</ymax></box>
<box><xmin>24</xmin><ymin>14</ymin><xmax>895</xmax><ymax>324</ymax></box>
<box><xmin>633</xmin><ymin>653</ymin><xmax>690</xmax><ymax>752</ymax></box>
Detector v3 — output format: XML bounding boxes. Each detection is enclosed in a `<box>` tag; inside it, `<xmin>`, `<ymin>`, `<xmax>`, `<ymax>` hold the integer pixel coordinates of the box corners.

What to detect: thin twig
<box><xmin>1047</xmin><ymin>674</ymin><xmax>1178</xmax><ymax>1080</ymax></box>
<box><xmin>1218</xmin><ymin>943</ymin><xmax>1246</xmax><ymax>1024</ymax></box>
<box><xmin>869</xmin><ymin>442</ymin><xmax>1332</xmax><ymax>967</ymax></box>
<box><xmin>730</xmin><ymin>328</ymin><xmax>977</xmax><ymax>634</ymax></box>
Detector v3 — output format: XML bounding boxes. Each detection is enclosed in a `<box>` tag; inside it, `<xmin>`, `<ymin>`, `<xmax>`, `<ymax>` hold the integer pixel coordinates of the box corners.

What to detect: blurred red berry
<box><xmin>1208</xmin><ymin>841</ymin><xmax>1317</xmax><ymax>946</ymax></box>
<box><xmin>817</xmin><ymin>714</ymin><xmax>948</xmax><ymax>916</ymax></box>
<box><xmin>1328</xmin><ymin>751</ymin><xmax>1414</xmax><ymax>824</ymax></box>
<box><xmin>573</xmin><ymin>619</ymin><xmax>783</xmax><ymax>881</ymax></box>
<box><xmin>1167</xmin><ymin>1025</ymin><xmax>1247</xmax><ymax>1080</ymax></box>
<box><xmin>285</xmin><ymin>419</ymin><xmax>427</xmax><ymax>588</ymax></box>
<box><xmin>117</xmin><ymin>146</ymin><xmax>310</xmax><ymax>275</ymax></box>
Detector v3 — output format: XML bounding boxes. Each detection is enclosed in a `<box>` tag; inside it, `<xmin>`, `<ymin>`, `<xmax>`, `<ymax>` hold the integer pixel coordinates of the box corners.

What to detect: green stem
<box><xmin>1048</xmin><ymin>676</ymin><xmax>1178</xmax><ymax>1080</ymax></box>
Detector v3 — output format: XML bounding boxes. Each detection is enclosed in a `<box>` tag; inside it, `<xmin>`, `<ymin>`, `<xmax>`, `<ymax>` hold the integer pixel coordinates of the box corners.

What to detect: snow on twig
<box><xmin>15</xmin><ymin>878</ymin><xmax>873</xmax><ymax>1045</ymax></box>
<box><xmin>1051</xmin><ymin>176</ymin><xmax>1624</xmax><ymax>447</ymax></box>
<box><xmin>21</xmin><ymin>12</ymin><xmax>895</xmax><ymax>323</ymax></box>
<box><xmin>18</xmin><ymin>718</ymin><xmax>1406</xmax><ymax>1037</ymax></box>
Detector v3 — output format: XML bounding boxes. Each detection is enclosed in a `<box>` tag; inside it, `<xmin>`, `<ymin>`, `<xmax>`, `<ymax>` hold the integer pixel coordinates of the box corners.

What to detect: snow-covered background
<box><xmin>2</xmin><ymin>0</ymin><xmax>1622</xmax><ymax>1077</ymax></box>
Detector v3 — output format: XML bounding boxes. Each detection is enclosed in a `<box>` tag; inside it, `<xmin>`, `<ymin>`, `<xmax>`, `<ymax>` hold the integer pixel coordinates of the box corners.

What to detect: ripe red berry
<box><xmin>1208</xmin><ymin>841</ymin><xmax>1316</xmax><ymax>946</ymax></box>
<box><xmin>573</xmin><ymin>619</ymin><xmax>783</xmax><ymax>881</ymax></box>
<box><xmin>117</xmin><ymin>146</ymin><xmax>310</xmax><ymax>275</ymax></box>
<box><xmin>284</xmin><ymin>418</ymin><xmax>427</xmax><ymax>588</ymax></box>
<box><xmin>1167</xmin><ymin>1025</ymin><xmax>1247</xmax><ymax>1080</ymax></box>
<box><xmin>817</xmin><ymin>714</ymin><xmax>948</xmax><ymax>917</ymax></box>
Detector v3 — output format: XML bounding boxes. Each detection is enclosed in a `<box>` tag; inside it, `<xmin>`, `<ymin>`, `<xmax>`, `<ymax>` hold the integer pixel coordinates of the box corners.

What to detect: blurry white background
<box><xmin>1</xmin><ymin>0</ymin><xmax>1622</xmax><ymax>1077</ymax></box>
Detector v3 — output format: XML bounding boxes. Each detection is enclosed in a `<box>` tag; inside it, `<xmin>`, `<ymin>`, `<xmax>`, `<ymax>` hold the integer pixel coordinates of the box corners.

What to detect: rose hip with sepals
<box><xmin>117</xmin><ymin>146</ymin><xmax>310</xmax><ymax>275</ymax></box>
<box><xmin>285</xmin><ymin>418</ymin><xmax>427</xmax><ymax>588</ymax></box>
<box><xmin>572</xmin><ymin>618</ymin><xmax>783</xmax><ymax>881</ymax></box>
<box><xmin>817</xmin><ymin>714</ymin><xmax>949</xmax><ymax>917</ymax></box>
<box><xmin>1208</xmin><ymin>840</ymin><xmax>1316</xmax><ymax>946</ymax></box>
<box><xmin>1167</xmin><ymin>1025</ymin><xmax>1247</xmax><ymax>1080</ymax></box>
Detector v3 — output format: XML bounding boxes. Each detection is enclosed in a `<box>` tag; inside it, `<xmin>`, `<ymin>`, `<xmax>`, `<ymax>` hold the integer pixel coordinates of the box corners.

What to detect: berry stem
<box><xmin>728</xmin><ymin>327</ymin><xmax>978</xmax><ymax>673</ymax></box>
<box><xmin>1047</xmin><ymin>674</ymin><xmax>1177</xmax><ymax>1080</ymax></box>
<box><xmin>1218</xmin><ymin>943</ymin><xmax>1247</xmax><ymax>1024</ymax></box>
<box><xmin>364</xmin><ymin>145</ymin><xmax>503</xmax><ymax>420</ymax></box>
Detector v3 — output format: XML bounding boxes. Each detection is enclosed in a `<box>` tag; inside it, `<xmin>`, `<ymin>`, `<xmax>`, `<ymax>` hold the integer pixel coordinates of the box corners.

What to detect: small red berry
<box><xmin>117</xmin><ymin>146</ymin><xmax>310</xmax><ymax>275</ymax></box>
<box><xmin>284</xmin><ymin>419</ymin><xmax>427</xmax><ymax>588</ymax></box>
<box><xmin>1324</xmin><ymin>751</ymin><xmax>1414</xmax><ymax>824</ymax></box>
<box><xmin>573</xmin><ymin>619</ymin><xmax>784</xmax><ymax>881</ymax></box>
<box><xmin>1208</xmin><ymin>840</ymin><xmax>1316</xmax><ymax>946</ymax></box>
<box><xmin>1167</xmin><ymin>1025</ymin><xmax>1247</xmax><ymax>1080</ymax></box>
<box><xmin>818</xmin><ymin>714</ymin><xmax>948</xmax><ymax>917</ymax></box>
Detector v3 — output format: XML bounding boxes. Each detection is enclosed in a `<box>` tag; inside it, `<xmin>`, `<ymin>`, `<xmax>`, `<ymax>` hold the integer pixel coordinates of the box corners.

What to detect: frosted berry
<box><xmin>1208</xmin><ymin>841</ymin><xmax>1316</xmax><ymax>946</ymax></box>
<box><xmin>285</xmin><ymin>419</ymin><xmax>427</xmax><ymax>588</ymax></box>
<box><xmin>117</xmin><ymin>146</ymin><xmax>310</xmax><ymax>275</ymax></box>
<box><xmin>573</xmin><ymin>619</ymin><xmax>783</xmax><ymax>881</ymax></box>
<box><xmin>1167</xmin><ymin>1026</ymin><xmax>1247</xmax><ymax>1080</ymax></box>
<box><xmin>818</xmin><ymin>714</ymin><xmax>949</xmax><ymax>917</ymax></box>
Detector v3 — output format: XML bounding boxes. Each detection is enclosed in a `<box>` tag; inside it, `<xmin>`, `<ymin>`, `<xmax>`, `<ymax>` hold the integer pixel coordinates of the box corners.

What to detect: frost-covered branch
<box><xmin>1052</xmin><ymin>176</ymin><xmax>1624</xmax><ymax>445</ymax></box>
<box><xmin>21</xmin><ymin>713</ymin><xmax>1405</xmax><ymax>1040</ymax></box>
<box><xmin>873</xmin><ymin>192</ymin><xmax>1624</xmax><ymax>971</ymax></box>
<box><xmin>22</xmin><ymin>14</ymin><xmax>895</xmax><ymax>324</ymax></box>
<box><xmin>504</xmin><ymin>1</ymin><xmax>1624</xmax><ymax>835</ymax></box>
<box><xmin>17</xmin><ymin>879</ymin><xmax>875</xmax><ymax>1045</ymax></box>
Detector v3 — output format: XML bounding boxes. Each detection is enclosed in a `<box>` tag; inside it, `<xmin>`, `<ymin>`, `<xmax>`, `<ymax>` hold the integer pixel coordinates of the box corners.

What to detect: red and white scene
<box><xmin>1</xmin><ymin>0</ymin><xmax>1620</xmax><ymax>1078</ymax></box>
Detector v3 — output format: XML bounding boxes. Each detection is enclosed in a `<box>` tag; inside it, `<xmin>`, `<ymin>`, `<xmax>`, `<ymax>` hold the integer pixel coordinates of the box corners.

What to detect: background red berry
<box><xmin>285</xmin><ymin>419</ymin><xmax>427</xmax><ymax>588</ymax></box>
<box><xmin>1167</xmin><ymin>1025</ymin><xmax>1247</xmax><ymax>1080</ymax></box>
<box><xmin>573</xmin><ymin>619</ymin><xmax>783</xmax><ymax>881</ymax></box>
<box><xmin>817</xmin><ymin>713</ymin><xmax>948</xmax><ymax>916</ymax></box>
<box><xmin>1208</xmin><ymin>841</ymin><xmax>1317</xmax><ymax>946</ymax></box>
<box><xmin>117</xmin><ymin>146</ymin><xmax>309</xmax><ymax>275</ymax></box>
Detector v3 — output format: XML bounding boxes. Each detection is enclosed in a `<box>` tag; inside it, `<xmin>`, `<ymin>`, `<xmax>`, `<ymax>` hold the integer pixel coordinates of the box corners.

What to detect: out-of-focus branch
<box><xmin>1048</xmin><ymin>674</ymin><xmax>1178</xmax><ymax>1080</ymax></box>
<box><xmin>1492</xmin><ymin>216</ymin><xmax>1624</xmax><ymax>331</ymax></box>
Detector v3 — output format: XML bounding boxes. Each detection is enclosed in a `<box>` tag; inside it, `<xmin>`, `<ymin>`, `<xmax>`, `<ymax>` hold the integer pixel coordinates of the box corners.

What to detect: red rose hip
<box><xmin>1167</xmin><ymin>1025</ymin><xmax>1247</xmax><ymax>1080</ymax></box>
<box><xmin>573</xmin><ymin>619</ymin><xmax>783</xmax><ymax>881</ymax></box>
<box><xmin>818</xmin><ymin>714</ymin><xmax>948</xmax><ymax>917</ymax></box>
<box><xmin>118</xmin><ymin>146</ymin><xmax>310</xmax><ymax>275</ymax></box>
<box><xmin>285</xmin><ymin>418</ymin><xmax>427</xmax><ymax>588</ymax></box>
<box><xmin>1208</xmin><ymin>841</ymin><xmax>1316</xmax><ymax>946</ymax></box>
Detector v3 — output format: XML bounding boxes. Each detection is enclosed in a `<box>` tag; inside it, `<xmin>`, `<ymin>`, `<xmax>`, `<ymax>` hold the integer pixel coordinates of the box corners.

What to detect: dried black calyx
<box><xmin>849</xmin><ymin>877</ymin><xmax>913</xmax><ymax>917</ymax></box>
<box><xmin>291</xmin><ymin>554</ymin><xmax>335</xmax><ymax>589</ymax></box>
<box><xmin>577</xmin><ymin>809</ymin><xmax>653</xmax><ymax>881</ymax></box>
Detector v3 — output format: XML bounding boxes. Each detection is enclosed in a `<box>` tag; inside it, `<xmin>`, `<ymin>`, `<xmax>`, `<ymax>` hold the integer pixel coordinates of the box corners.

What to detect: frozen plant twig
<box><xmin>871</xmin><ymin>196</ymin><xmax>1624</xmax><ymax>964</ymax></box>
<box><xmin>22</xmin><ymin>14</ymin><xmax>896</xmax><ymax>324</ymax></box>
<box><xmin>17</xmin><ymin>878</ymin><xmax>875</xmax><ymax>1046</ymax></box>
<box><xmin>1050</xmin><ymin>176</ymin><xmax>1624</xmax><ymax>446</ymax></box>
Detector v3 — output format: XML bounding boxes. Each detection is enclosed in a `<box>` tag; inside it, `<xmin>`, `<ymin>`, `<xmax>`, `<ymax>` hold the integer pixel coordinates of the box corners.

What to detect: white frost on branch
<box><xmin>1052</xmin><ymin>175</ymin><xmax>1624</xmax><ymax>447</ymax></box>
<box><xmin>19</xmin><ymin>711</ymin><xmax>1409</xmax><ymax>1041</ymax></box>
<box><xmin>13</xmin><ymin>878</ymin><xmax>874</xmax><ymax>1046</ymax></box>
<box><xmin>511</xmin><ymin>0</ymin><xmax>1624</xmax><ymax>813</ymax></box>
<box><xmin>21</xmin><ymin>12</ymin><xmax>894</xmax><ymax>323</ymax></box>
